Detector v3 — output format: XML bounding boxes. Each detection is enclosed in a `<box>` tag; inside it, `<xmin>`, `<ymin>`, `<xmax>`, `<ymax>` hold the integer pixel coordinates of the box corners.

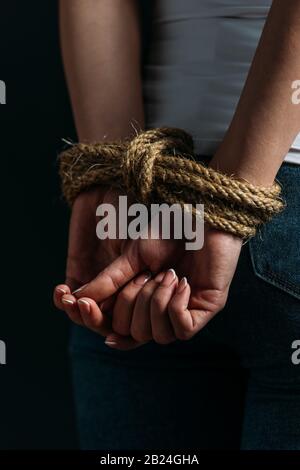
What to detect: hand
<box><xmin>53</xmin><ymin>187</ymin><xmax>185</xmax><ymax>347</ymax></box>
<box><xmin>167</xmin><ymin>227</ymin><xmax>242</xmax><ymax>338</ymax></box>
<box><xmin>68</xmin><ymin>222</ymin><xmax>241</xmax><ymax>349</ymax></box>
<box><xmin>53</xmin><ymin>185</ymin><xmax>126</xmax><ymax>334</ymax></box>
<box><xmin>69</xmin><ymin>230</ymin><xmax>186</xmax><ymax>345</ymax></box>
<box><xmin>104</xmin><ymin>226</ymin><xmax>242</xmax><ymax>348</ymax></box>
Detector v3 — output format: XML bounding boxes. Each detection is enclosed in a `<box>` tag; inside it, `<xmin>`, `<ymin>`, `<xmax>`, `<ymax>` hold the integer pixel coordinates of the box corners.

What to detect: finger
<box><xmin>104</xmin><ymin>332</ymin><xmax>146</xmax><ymax>351</ymax></box>
<box><xmin>131</xmin><ymin>279</ymin><xmax>160</xmax><ymax>343</ymax></box>
<box><xmin>188</xmin><ymin>308</ymin><xmax>216</xmax><ymax>332</ymax></box>
<box><xmin>61</xmin><ymin>294</ymin><xmax>84</xmax><ymax>326</ymax></box>
<box><xmin>169</xmin><ymin>279</ymin><xmax>221</xmax><ymax>338</ymax></box>
<box><xmin>112</xmin><ymin>271</ymin><xmax>152</xmax><ymax>336</ymax></box>
<box><xmin>65</xmin><ymin>276</ymin><xmax>82</xmax><ymax>293</ymax></box>
<box><xmin>77</xmin><ymin>297</ymin><xmax>112</xmax><ymax>336</ymax></box>
<box><xmin>152</xmin><ymin>272</ymin><xmax>165</xmax><ymax>283</ymax></box>
<box><xmin>168</xmin><ymin>278</ymin><xmax>196</xmax><ymax>340</ymax></box>
<box><xmin>150</xmin><ymin>269</ymin><xmax>178</xmax><ymax>344</ymax></box>
<box><xmin>100</xmin><ymin>294</ymin><xmax>117</xmax><ymax>313</ymax></box>
<box><xmin>53</xmin><ymin>284</ymin><xmax>71</xmax><ymax>310</ymax></box>
<box><xmin>72</xmin><ymin>253</ymin><xmax>140</xmax><ymax>303</ymax></box>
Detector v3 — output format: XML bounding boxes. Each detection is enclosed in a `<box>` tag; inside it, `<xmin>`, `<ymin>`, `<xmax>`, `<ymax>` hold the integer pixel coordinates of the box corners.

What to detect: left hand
<box><xmin>81</xmin><ymin>226</ymin><xmax>242</xmax><ymax>349</ymax></box>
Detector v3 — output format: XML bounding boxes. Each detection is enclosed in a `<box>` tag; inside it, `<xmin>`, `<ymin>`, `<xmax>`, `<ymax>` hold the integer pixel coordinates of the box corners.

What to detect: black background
<box><xmin>0</xmin><ymin>0</ymin><xmax>152</xmax><ymax>450</ymax></box>
<box><xmin>0</xmin><ymin>0</ymin><xmax>77</xmax><ymax>449</ymax></box>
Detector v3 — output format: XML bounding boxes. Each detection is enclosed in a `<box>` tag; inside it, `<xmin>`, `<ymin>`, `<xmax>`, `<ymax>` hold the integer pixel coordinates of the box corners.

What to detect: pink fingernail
<box><xmin>105</xmin><ymin>340</ymin><xmax>117</xmax><ymax>347</ymax></box>
<box><xmin>134</xmin><ymin>271</ymin><xmax>152</xmax><ymax>286</ymax></box>
<box><xmin>56</xmin><ymin>287</ymin><xmax>67</xmax><ymax>294</ymax></box>
<box><xmin>78</xmin><ymin>299</ymin><xmax>91</xmax><ymax>309</ymax></box>
<box><xmin>154</xmin><ymin>272</ymin><xmax>165</xmax><ymax>283</ymax></box>
<box><xmin>177</xmin><ymin>277</ymin><xmax>187</xmax><ymax>294</ymax></box>
<box><xmin>62</xmin><ymin>298</ymin><xmax>74</xmax><ymax>306</ymax></box>
<box><xmin>161</xmin><ymin>269</ymin><xmax>176</xmax><ymax>287</ymax></box>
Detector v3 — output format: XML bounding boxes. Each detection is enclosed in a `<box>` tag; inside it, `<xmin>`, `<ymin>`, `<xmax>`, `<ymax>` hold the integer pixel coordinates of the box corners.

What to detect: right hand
<box><xmin>53</xmin><ymin>185</ymin><xmax>125</xmax><ymax>334</ymax></box>
<box><xmin>53</xmin><ymin>186</ymin><xmax>185</xmax><ymax>346</ymax></box>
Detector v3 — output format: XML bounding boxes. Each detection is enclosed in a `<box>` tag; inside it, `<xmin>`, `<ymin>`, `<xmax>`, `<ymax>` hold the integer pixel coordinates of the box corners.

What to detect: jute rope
<box><xmin>59</xmin><ymin>127</ymin><xmax>284</xmax><ymax>239</ymax></box>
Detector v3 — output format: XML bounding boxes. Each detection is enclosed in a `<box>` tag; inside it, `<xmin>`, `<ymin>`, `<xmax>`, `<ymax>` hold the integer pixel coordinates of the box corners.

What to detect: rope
<box><xmin>59</xmin><ymin>127</ymin><xmax>284</xmax><ymax>239</ymax></box>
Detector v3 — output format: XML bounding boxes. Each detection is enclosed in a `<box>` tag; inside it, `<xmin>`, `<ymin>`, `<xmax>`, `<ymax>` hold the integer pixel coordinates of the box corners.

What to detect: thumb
<box><xmin>72</xmin><ymin>253</ymin><xmax>141</xmax><ymax>303</ymax></box>
<box><xmin>105</xmin><ymin>333</ymin><xmax>145</xmax><ymax>351</ymax></box>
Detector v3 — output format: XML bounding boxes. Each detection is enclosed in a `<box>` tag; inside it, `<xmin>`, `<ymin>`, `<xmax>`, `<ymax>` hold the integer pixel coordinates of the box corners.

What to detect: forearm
<box><xmin>211</xmin><ymin>0</ymin><xmax>300</xmax><ymax>186</ymax></box>
<box><xmin>59</xmin><ymin>0</ymin><xmax>144</xmax><ymax>141</ymax></box>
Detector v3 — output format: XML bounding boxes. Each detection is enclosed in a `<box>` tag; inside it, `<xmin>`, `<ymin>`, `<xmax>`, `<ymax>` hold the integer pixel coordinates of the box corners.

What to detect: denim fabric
<box><xmin>69</xmin><ymin>163</ymin><xmax>300</xmax><ymax>450</ymax></box>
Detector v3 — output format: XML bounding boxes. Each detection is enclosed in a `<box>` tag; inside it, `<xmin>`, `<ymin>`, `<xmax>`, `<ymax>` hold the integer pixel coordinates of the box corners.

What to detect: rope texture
<box><xmin>59</xmin><ymin>127</ymin><xmax>284</xmax><ymax>239</ymax></box>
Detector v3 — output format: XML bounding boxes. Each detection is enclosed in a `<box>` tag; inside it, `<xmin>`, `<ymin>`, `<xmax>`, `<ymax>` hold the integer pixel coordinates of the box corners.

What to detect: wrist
<box><xmin>210</xmin><ymin>138</ymin><xmax>278</xmax><ymax>187</ymax></box>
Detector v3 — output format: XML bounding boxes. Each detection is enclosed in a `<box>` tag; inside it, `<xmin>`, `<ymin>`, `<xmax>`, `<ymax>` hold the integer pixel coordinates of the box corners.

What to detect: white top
<box><xmin>143</xmin><ymin>0</ymin><xmax>300</xmax><ymax>165</ymax></box>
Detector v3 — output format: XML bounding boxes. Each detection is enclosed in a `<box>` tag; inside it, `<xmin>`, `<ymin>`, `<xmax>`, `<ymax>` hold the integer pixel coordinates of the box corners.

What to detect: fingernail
<box><xmin>161</xmin><ymin>269</ymin><xmax>176</xmax><ymax>287</ymax></box>
<box><xmin>177</xmin><ymin>277</ymin><xmax>187</xmax><ymax>294</ymax></box>
<box><xmin>72</xmin><ymin>284</ymin><xmax>88</xmax><ymax>295</ymax></box>
<box><xmin>105</xmin><ymin>340</ymin><xmax>117</xmax><ymax>347</ymax></box>
<box><xmin>134</xmin><ymin>271</ymin><xmax>152</xmax><ymax>286</ymax></box>
<box><xmin>154</xmin><ymin>272</ymin><xmax>165</xmax><ymax>283</ymax></box>
<box><xmin>56</xmin><ymin>287</ymin><xmax>67</xmax><ymax>294</ymax></box>
<box><xmin>62</xmin><ymin>298</ymin><xmax>74</xmax><ymax>306</ymax></box>
<box><xmin>78</xmin><ymin>299</ymin><xmax>91</xmax><ymax>309</ymax></box>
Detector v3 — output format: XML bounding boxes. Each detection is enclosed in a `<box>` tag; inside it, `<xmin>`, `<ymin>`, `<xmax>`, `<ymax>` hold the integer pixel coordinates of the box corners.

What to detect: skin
<box><xmin>54</xmin><ymin>184</ymin><xmax>241</xmax><ymax>349</ymax></box>
<box><xmin>54</xmin><ymin>0</ymin><xmax>300</xmax><ymax>349</ymax></box>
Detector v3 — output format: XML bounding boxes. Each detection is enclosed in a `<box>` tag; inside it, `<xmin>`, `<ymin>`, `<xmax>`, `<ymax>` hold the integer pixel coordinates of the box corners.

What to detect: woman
<box><xmin>54</xmin><ymin>0</ymin><xmax>300</xmax><ymax>450</ymax></box>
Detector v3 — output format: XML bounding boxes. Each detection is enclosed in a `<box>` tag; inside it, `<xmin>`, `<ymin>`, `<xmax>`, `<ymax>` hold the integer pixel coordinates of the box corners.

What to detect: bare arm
<box><xmin>56</xmin><ymin>0</ymin><xmax>300</xmax><ymax>347</ymax></box>
<box><xmin>59</xmin><ymin>0</ymin><xmax>144</xmax><ymax>141</ymax></box>
<box><xmin>211</xmin><ymin>0</ymin><xmax>300</xmax><ymax>186</ymax></box>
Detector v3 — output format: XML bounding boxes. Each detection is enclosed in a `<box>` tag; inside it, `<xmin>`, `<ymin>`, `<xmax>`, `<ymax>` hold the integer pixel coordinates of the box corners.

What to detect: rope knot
<box><xmin>59</xmin><ymin>127</ymin><xmax>284</xmax><ymax>240</ymax></box>
<box><xmin>122</xmin><ymin>127</ymin><xmax>194</xmax><ymax>203</ymax></box>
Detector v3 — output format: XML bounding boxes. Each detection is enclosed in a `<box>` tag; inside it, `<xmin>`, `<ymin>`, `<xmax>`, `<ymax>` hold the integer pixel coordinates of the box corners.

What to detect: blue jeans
<box><xmin>69</xmin><ymin>163</ymin><xmax>300</xmax><ymax>450</ymax></box>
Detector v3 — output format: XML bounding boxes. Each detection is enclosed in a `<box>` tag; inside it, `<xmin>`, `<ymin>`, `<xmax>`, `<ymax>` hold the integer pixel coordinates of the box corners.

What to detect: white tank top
<box><xmin>143</xmin><ymin>0</ymin><xmax>300</xmax><ymax>165</ymax></box>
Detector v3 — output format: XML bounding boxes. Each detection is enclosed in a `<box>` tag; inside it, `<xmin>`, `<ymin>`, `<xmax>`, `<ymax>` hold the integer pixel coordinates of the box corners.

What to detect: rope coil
<box><xmin>59</xmin><ymin>127</ymin><xmax>284</xmax><ymax>239</ymax></box>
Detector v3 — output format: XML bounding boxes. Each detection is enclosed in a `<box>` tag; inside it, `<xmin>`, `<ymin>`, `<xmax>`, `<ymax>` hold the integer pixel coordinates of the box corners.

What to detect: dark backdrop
<box><xmin>0</xmin><ymin>0</ymin><xmax>77</xmax><ymax>449</ymax></box>
<box><xmin>0</xmin><ymin>0</ymin><xmax>153</xmax><ymax>450</ymax></box>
